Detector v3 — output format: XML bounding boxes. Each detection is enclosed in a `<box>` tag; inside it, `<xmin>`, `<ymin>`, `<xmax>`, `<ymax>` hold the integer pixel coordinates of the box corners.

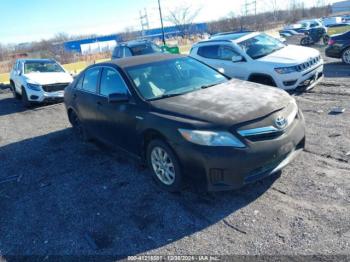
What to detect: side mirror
<box><xmin>17</xmin><ymin>70</ymin><xmax>22</xmax><ymax>76</ymax></box>
<box><xmin>232</xmin><ymin>55</ymin><xmax>244</xmax><ymax>63</ymax></box>
<box><xmin>108</xmin><ymin>93</ymin><xmax>129</xmax><ymax>103</ymax></box>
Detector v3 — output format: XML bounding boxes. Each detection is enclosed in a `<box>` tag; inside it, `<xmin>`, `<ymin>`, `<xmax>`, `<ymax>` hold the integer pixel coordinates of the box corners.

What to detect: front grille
<box><xmin>42</xmin><ymin>83</ymin><xmax>69</xmax><ymax>93</ymax></box>
<box><xmin>296</xmin><ymin>55</ymin><xmax>321</xmax><ymax>72</ymax></box>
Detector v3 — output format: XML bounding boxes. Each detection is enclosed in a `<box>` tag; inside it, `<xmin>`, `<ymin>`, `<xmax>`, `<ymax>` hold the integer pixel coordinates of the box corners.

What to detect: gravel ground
<box><xmin>0</xmin><ymin>51</ymin><xmax>349</xmax><ymax>261</ymax></box>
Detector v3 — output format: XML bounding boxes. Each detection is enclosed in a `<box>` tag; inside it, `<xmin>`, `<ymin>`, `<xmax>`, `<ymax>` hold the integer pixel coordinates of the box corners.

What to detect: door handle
<box><xmin>73</xmin><ymin>93</ymin><xmax>77</xmax><ymax>99</ymax></box>
<box><xmin>97</xmin><ymin>101</ymin><xmax>102</xmax><ymax>106</ymax></box>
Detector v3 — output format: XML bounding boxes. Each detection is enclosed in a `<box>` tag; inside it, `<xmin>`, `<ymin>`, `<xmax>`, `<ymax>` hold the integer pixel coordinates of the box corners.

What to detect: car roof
<box><xmin>100</xmin><ymin>54</ymin><xmax>186</xmax><ymax>69</ymax></box>
<box><xmin>17</xmin><ymin>59</ymin><xmax>55</xmax><ymax>63</ymax></box>
<box><xmin>120</xmin><ymin>40</ymin><xmax>153</xmax><ymax>47</ymax></box>
<box><xmin>195</xmin><ymin>32</ymin><xmax>260</xmax><ymax>45</ymax></box>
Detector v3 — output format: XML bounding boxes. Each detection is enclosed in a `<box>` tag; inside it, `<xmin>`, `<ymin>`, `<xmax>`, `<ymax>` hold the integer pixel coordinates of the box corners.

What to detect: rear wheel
<box><xmin>342</xmin><ymin>47</ymin><xmax>350</xmax><ymax>65</ymax></box>
<box><xmin>147</xmin><ymin>139</ymin><xmax>183</xmax><ymax>192</ymax></box>
<box><xmin>69</xmin><ymin>111</ymin><xmax>91</xmax><ymax>142</ymax></box>
<box><xmin>300</xmin><ymin>37</ymin><xmax>311</xmax><ymax>46</ymax></box>
<box><xmin>21</xmin><ymin>87</ymin><xmax>31</xmax><ymax>108</ymax></box>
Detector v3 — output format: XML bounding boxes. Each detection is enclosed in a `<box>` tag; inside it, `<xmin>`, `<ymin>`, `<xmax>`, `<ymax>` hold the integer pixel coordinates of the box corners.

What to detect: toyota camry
<box><xmin>64</xmin><ymin>54</ymin><xmax>305</xmax><ymax>192</ymax></box>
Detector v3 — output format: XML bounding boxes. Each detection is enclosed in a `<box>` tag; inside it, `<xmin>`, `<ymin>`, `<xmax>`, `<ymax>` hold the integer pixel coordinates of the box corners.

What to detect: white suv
<box><xmin>10</xmin><ymin>59</ymin><xmax>73</xmax><ymax>107</ymax></box>
<box><xmin>190</xmin><ymin>32</ymin><xmax>324</xmax><ymax>91</ymax></box>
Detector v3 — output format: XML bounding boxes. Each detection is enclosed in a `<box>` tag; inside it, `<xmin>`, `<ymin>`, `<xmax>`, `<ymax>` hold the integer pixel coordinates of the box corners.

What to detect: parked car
<box><xmin>64</xmin><ymin>54</ymin><xmax>306</xmax><ymax>192</ymax></box>
<box><xmin>325</xmin><ymin>31</ymin><xmax>350</xmax><ymax>64</ymax></box>
<box><xmin>112</xmin><ymin>40</ymin><xmax>164</xmax><ymax>59</ymax></box>
<box><xmin>284</xmin><ymin>19</ymin><xmax>323</xmax><ymax>33</ymax></box>
<box><xmin>190</xmin><ymin>32</ymin><xmax>324</xmax><ymax>91</ymax></box>
<box><xmin>10</xmin><ymin>59</ymin><xmax>74</xmax><ymax>107</ymax></box>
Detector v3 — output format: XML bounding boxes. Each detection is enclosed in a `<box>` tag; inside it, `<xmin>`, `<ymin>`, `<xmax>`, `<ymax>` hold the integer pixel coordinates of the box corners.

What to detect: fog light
<box><xmin>30</xmin><ymin>95</ymin><xmax>39</xmax><ymax>100</ymax></box>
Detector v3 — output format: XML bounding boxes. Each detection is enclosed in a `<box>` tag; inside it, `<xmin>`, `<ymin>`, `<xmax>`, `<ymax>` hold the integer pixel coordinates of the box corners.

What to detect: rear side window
<box><xmin>100</xmin><ymin>68</ymin><xmax>128</xmax><ymax>96</ymax></box>
<box><xmin>197</xmin><ymin>45</ymin><xmax>220</xmax><ymax>59</ymax></box>
<box><xmin>75</xmin><ymin>74</ymin><xmax>84</xmax><ymax>89</ymax></box>
<box><xmin>82</xmin><ymin>68</ymin><xmax>100</xmax><ymax>93</ymax></box>
<box><xmin>198</xmin><ymin>45</ymin><xmax>239</xmax><ymax>61</ymax></box>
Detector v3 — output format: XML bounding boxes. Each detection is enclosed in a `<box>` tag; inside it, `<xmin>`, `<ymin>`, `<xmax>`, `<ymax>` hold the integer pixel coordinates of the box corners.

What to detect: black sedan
<box><xmin>64</xmin><ymin>54</ymin><xmax>305</xmax><ymax>192</ymax></box>
<box><xmin>325</xmin><ymin>31</ymin><xmax>350</xmax><ymax>64</ymax></box>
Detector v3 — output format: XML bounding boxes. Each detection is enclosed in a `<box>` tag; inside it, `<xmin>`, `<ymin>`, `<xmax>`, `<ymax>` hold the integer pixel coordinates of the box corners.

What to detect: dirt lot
<box><xmin>0</xmin><ymin>51</ymin><xmax>349</xmax><ymax>260</ymax></box>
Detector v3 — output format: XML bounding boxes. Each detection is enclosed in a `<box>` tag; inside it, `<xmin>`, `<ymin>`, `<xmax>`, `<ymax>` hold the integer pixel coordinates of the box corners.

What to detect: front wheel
<box><xmin>147</xmin><ymin>139</ymin><xmax>183</xmax><ymax>192</ymax></box>
<box><xmin>21</xmin><ymin>87</ymin><xmax>32</xmax><ymax>108</ymax></box>
<box><xmin>342</xmin><ymin>47</ymin><xmax>350</xmax><ymax>65</ymax></box>
<box><xmin>69</xmin><ymin>111</ymin><xmax>92</xmax><ymax>142</ymax></box>
<box><xmin>10</xmin><ymin>82</ymin><xmax>21</xmax><ymax>99</ymax></box>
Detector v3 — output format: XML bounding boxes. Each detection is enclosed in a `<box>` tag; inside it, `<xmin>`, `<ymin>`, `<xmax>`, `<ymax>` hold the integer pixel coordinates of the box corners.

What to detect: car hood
<box><xmin>23</xmin><ymin>72</ymin><xmax>73</xmax><ymax>85</ymax></box>
<box><xmin>257</xmin><ymin>45</ymin><xmax>320</xmax><ymax>65</ymax></box>
<box><xmin>149</xmin><ymin>80</ymin><xmax>294</xmax><ymax>127</ymax></box>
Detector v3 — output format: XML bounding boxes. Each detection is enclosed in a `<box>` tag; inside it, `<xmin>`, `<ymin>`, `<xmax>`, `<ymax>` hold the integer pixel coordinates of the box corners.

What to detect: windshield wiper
<box><xmin>148</xmin><ymin>93</ymin><xmax>184</xmax><ymax>101</ymax></box>
<box><xmin>200</xmin><ymin>82</ymin><xmax>225</xmax><ymax>89</ymax></box>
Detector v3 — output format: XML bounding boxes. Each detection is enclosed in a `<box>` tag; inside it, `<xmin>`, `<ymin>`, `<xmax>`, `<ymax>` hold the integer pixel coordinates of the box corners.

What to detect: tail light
<box><xmin>328</xmin><ymin>39</ymin><xmax>336</xmax><ymax>46</ymax></box>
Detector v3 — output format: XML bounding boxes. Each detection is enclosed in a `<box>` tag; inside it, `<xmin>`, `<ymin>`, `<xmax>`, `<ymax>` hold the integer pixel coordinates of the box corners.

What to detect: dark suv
<box><xmin>112</xmin><ymin>40</ymin><xmax>163</xmax><ymax>59</ymax></box>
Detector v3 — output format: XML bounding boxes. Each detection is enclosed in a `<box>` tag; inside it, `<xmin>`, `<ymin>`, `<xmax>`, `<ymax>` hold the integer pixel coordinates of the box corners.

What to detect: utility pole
<box><xmin>158</xmin><ymin>0</ymin><xmax>166</xmax><ymax>46</ymax></box>
<box><xmin>139</xmin><ymin>8</ymin><xmax>149</xmax><ymax>37</ymax></box>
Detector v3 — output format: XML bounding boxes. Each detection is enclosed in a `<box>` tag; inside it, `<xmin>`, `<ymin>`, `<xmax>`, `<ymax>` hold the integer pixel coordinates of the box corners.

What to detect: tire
<box><xmin>10</xmin><ymin>82</ymin><xmax>21</xmax><ymax>99</ymax></box>
<box><xmin>300</xmin><ymin>37</ymin><xmax>311</xmax><ymax>46</ymax></box>
<box><xmin>21</xmin><ymin>87</ymin><xmax>32</xmax><ymax>108</ymax></box>
<box><xmin>146</xmin><ymin>139</ymin><xmax>183</xmax><ymax>192</ymax></box>
<box><xmin>69</xmin><ymin>110</ymin><xmax>92</xmax><ymax>142</ymax></box>
<box><xmin>341</xmin><ymin>47</ymin><xmax>350</xmax><ymax>65</ymax></box>
<box><xmin>323</xmin><ymin>35</ymin><xmax>329</xmax><ymax>45</ymax></box>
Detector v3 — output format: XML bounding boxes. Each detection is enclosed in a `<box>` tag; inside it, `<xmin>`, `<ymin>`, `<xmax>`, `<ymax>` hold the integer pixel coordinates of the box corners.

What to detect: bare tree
<box><xmin>269</xmin><ymin>0</ymin><xmax>280</xmax><ymax>21</ymax></box>
<box><xmin>166</xmin><ymin>5</ymin><xmax>201</xmax><ymax>37</ymax></box>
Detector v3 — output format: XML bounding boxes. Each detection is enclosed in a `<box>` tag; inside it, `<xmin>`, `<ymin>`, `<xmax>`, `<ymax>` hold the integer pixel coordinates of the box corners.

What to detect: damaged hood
<box><xmin>150</xmin><ymin>79</ymin><xmax>294</xmax><ymax>127</ymax></box>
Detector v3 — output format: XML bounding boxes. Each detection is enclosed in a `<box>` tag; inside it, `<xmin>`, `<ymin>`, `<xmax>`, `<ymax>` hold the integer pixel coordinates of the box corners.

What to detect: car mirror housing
<box><xmin>108</xmin><ymin>93</ymin><xmax>129</xmax><ymax>103</ymax></box>
<box><xmin>232</xmin><ymin>55</ymin><xmax>244</xmax><ymax>63</ymax></box>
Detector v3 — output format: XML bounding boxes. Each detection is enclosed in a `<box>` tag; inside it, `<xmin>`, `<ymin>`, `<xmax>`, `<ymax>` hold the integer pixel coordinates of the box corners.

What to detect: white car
<box><xmin>10</xmin><ymin>59</ymin><xmax>74</xmax><ymax>107</ymax></box>
<box><xmin>190</xmin><ymin>32</ymin><xmax>324</xmax><ymax>91</ymax></box>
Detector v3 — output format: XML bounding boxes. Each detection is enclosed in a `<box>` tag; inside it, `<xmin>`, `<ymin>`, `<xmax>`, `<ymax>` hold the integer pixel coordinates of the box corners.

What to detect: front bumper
<box><xmin>26</xmin><ymin>88</ymin><xmax>64</xmax><ymax>103</ymax></box>
<box><xmin>171</xmin><ymin>112</ymin><xmax>306</xmax><ymax>191</ymax></box>
<box><xmin>275</xmin><ymin>64</ymin><xmax>324</xmax><ymax>91</ymax></box>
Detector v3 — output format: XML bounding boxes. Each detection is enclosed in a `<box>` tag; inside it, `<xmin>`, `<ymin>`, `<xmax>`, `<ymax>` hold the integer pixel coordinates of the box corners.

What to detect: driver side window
<box><xmin>218</xmin><ymin>46</ymin><xmax>240</xmax><ymax>61</ymax></box>
<box><xmin>100</xmin><ymin>68</ymin><xmax>128</xmax><ymax>97</ymax></box>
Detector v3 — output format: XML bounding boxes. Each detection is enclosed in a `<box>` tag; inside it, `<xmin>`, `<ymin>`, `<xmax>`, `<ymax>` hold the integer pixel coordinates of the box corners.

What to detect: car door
<box><xmin>73</xmin><ymin>67</ymin><xmax>101</xmax><ymax>135</ymax></box>
<box><xmin>196</xmin><ymin>44</ymin><xmax>248</xmax><ymax>80</ymax></box>
<box><xmin>94</xmin><ymin>67</ymin><xmax>140</xmax><ymax>155</ymax></box>
<box><xmin>12</xmin><ymin>61</ymin><xmax>23</xmax><ymax>92</ymax></box>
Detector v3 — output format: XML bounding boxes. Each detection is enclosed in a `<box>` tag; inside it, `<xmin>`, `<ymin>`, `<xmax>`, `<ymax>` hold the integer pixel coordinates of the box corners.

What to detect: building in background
<box><xmin>332</xmin><ymin>0</ymin><xmax>350</xmax><ymax>14</ymax></box>
<box><xmin>63</xmin><ymin>23</ymin><xmax>208</xmax><ymax>54</ymax></box>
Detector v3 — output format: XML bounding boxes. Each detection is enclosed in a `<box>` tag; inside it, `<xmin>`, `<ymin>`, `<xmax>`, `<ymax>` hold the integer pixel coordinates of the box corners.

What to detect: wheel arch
<box><xmin>248</xmin><ymin>73</ymin><xmax>277</xmax><ymax>87</ymax></box>
<box><xmin>141</xmin><ymin>128</ymin><xmax>169</xmax><ymax>161</ymax></box>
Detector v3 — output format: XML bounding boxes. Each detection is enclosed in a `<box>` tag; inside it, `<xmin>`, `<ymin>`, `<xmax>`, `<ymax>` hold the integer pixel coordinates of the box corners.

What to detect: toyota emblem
<box><xmin>275</xmin><ymin>116</ymin><xmax>287</xmax><ymax>129</ymax></box>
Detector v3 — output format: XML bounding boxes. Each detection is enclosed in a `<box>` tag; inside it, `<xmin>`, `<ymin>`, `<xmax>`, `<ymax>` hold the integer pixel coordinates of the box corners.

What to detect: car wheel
<box><xmin>10</xmin><ymin>82</ymin><xmax>21</xmax><ymax>99</ymax></box>
<box><xmin>21</xmin><ymin>87</ymin><xmax>32</xmax><ymax>108</ymax></box>
<box><xmin>69</xmin><ymin>111</ymin><xmax>91</xmax><ymax>142</ymax></box>
<box><xmin>147</xmin><ymin>139</ymin><xmax>183</xmax><ymax>192</ymax></box>
<box><xmin>323</xmin><ymin>35</ymin><xmax>329</xmax><ymax>45</ymax></box>
<box><xmin>342</xmin><ymin>47</ymin><xmax>350</xmax><ymax>65</ymax></box>
<box><xmin>300</xmin><ymin>37</ymin><xmax>311</xmax><ymax>46</ymax></box>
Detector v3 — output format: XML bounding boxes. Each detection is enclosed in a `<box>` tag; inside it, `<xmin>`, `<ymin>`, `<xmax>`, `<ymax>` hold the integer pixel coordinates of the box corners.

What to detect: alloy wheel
<box><xmin>342</xmin><ymin>49</ymin><xmax>350</xmax><ymax>64</ymax></box>
<box><xmin>150</xmin><ymin>146</ymin><xmax>176</xmax><ymax>186</ymax></box>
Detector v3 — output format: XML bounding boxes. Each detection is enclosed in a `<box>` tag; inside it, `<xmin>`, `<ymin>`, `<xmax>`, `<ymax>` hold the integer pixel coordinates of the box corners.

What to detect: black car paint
<box><xmin>325</xmin><ymin>31</ymin><xmax>350</xmax><ymax>59</ymax></box>
<box><xmin>64</xmin><ymin>55</ymin><xmax>305</xmax><ymax>191</ymax></box>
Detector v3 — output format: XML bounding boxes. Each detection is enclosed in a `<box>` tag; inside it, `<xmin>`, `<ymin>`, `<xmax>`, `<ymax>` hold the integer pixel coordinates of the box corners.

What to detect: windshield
<box><xmin>130</xmin><ymin>43</ymin><xmax>162</xmax><ymax>56</ymax></box>
<box><xmin>126</xmin><ymin>57</ymin><xmax>228</xmax><ymax>101</ymax></box>
<box><xmin>238</xmin><ymin>33</ymin><xmax>285</xmax><ymax>60</ymax></box>
<box><xmin>24</xmin><ymin>61</ymin><xmax>65</xmax><ymax>74</ymax></box>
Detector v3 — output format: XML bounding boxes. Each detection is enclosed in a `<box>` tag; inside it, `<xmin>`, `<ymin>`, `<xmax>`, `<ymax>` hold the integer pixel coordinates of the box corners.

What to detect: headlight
<box><xmin>178</xmin><ymin>129</ymin><xmax>246</xmax><ymax>148</ymax></box>
<box><xmin>27</xmin><ymin>83</ymin><xmax>42</xmax><ymax>91</ymax></box>
<box><xmin>274</xmin><ymin>66</ymin><xmax>298</xmax><ymax>74</ymax></box>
